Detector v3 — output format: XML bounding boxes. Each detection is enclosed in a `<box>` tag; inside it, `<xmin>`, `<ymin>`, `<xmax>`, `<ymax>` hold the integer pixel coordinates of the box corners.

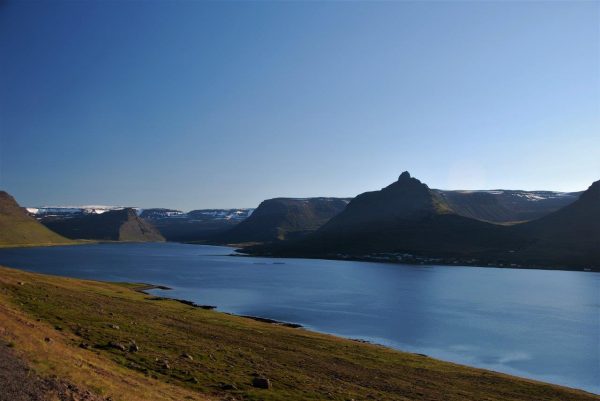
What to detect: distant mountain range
<box><xmin>0</xmin><ymin>192</ymin><xmax>73</xmax><ymax>247</ymax></box>
<box><xmin>244</xmin><ymin>172</ymin><xmax>599</xmax><ymax>270</ymax></box>
<box><xmin>208</xmin><ymin>178</ymin><xmax>579</xmax><ymax>246</ymax></box>
<box><xmin>3</xmin><ymin>172</ymin><xmax>596</xmax><ymax>269</ymax></box>
<box><xmin>27</xmin><ymin>206</ymin><xmax>254</xmax><ymax>242</ymax></box>
<box><xmin>435</xmin><ymin>189</ymin><xmax>580</xmax><ymax>223</ymax></box>
<box><xmin>139</xmin><ymin>208</ymin><xmax>253</xmax><ymax>242</ymax></box>
<box><xmin>42</xmin><ymin>208</ymin><xmax>165</xmax><ymax>242</ymax></box>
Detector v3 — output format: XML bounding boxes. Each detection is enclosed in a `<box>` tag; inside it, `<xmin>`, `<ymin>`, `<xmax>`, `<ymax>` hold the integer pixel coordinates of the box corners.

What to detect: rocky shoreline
<box><xmin>136</xmin><ymin>284</ymin><xmax>304</xmax><ymax>328</ymax></box>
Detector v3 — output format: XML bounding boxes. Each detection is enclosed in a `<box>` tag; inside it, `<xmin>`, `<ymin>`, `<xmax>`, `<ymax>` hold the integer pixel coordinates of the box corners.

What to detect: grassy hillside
<box><xmin>0</xmin><ymin>191</ymin><xmax>73</xmax><ymax>247</ymax></box>
<box><xmin>0</xmin><ymin>266</ymin><xmax>596</xmax><ymax>401</ymax></box>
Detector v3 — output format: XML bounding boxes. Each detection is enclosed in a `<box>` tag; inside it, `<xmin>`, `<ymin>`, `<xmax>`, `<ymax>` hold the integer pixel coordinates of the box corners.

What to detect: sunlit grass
<box><xmin>0</xmin><ymin>266</ymin><xmax>596</xmax><ymax>401</ymax></box>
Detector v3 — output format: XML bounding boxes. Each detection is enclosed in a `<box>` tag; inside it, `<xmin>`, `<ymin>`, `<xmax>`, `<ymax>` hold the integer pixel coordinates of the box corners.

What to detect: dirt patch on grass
<box><xmin>0</xmin><ymin>342</ymin><xmax>106</xmax><ymax>401</ymax></box>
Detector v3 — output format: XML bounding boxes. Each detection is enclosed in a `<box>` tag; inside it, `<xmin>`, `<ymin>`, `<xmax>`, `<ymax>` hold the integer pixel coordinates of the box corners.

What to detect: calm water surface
<box><xmin>0</xmin><ymin>243</ymin><xmax>597</xmax><ymax>393</ymax></box>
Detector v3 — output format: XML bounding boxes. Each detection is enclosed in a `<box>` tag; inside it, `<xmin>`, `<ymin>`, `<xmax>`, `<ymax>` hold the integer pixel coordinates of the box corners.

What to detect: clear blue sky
<box><xmin>1</xmin><ymin>1</ymin><xmax>598</xmax><ymax>210</ymax></box>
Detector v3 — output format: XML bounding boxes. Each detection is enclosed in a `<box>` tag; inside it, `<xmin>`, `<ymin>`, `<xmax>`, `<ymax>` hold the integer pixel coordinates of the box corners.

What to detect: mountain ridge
<box><xmin>244</xmin><ymin>173</ymin><xmax>599</xmax><ymax>270</ymax></box>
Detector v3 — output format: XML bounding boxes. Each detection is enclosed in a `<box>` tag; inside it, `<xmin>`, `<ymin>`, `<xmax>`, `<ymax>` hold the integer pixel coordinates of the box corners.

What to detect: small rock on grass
<box><xmin>252</xmin><ymin>377</ymin><xmax>271</xmax><ymax>389</ymax></box>
<box><xmin>108</xmin><ymin>341</ymin><xmax>126</xmax><ymax>351</ymax></box>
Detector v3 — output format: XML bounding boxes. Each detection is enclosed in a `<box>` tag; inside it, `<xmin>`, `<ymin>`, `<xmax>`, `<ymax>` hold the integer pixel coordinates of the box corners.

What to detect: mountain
<box><xmin>506</xmin><ymin>180</ymin><xmax>600</xmax><ymax>267</ymax></box>
<box><xmin>0</xmin><ymin>191</ymin><xmax>73</xmax><ymax>247</ymax></box>
<box><xmin>27</xmin><ymin>205</ymin><xmax>135</xmax><ymax>218</ymax></box>
<box><xmin>247</xmin><ymin>173</ymin><xmax>598</xmax><ymax>269</ymax></box>
<box><xmin>42</xmin><ymin>208</ymin><xmax>165</xmax><ymax>242</ymax></box>
<box><xmin>268</xmin><ymin>172</ymin><xmax>516</xmax><ymax>256</ymax></box>
<box><xmin>435</xmin><ymin>189</ymin><xmax>580</xmax><ymax>223</ymax></box>
<box><xmin>320</xmin><ymin>172</ymin><xmax>450</xmax><ymax>232</ymax></box>
<box><xmin>215</xmin><ymin>197</ymin><xmax>351</xmax><ymax>244</ymax></box>
<box><xmin>140</xmin><ymin>208</ymin><xmax>254</xmax><ymax>242</ymax></box>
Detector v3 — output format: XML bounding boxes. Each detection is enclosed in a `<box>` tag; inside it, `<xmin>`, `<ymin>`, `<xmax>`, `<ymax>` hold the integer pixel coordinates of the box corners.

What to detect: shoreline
<box><xmin>136</xmin><ymin>284</ymin><xmax>304</xmax><ymax>328</ymax></box>
<box><xmin>1</xmin><ymin>265</ymin><xmax>598</xmax><ymax>398</ymax></box>
<box><xmin>231</xmin><ymin>249</ymin><xmax>600</xmax><ymax>273</ymax></box>
<box><xmin>131</xmin><ymin>283</ymin><xmax>598</xmax><ymax>395</ymax></box>
<box><xmin>3</xmin><ymin>240</ymin><xmax>597</xmax><ymax>272</ymax></box>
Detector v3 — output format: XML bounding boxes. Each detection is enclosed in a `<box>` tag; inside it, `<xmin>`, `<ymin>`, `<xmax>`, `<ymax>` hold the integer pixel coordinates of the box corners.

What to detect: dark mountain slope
<box><xmin>43</xmin><ymin>208</ymin><xmax>164</xmax><ymax>242</ymax></box>
<box><xmin>247</xmin><ymin>173</ymin><xmax>598</xmax><ymax>269</ymax></box>
<box><xmin>0</xmin><ymin>191</ymin><xmax>73</xmax><ymax>247</ymax></box>
<box><xmin>507</xmin><ymin>180</ymin><xmax>600</xmax><ymax>267</ymax></box>
<box><xmin>251</xmin><ymin>172</ymin><xmax>519</xmax><ymax>258</ymax></box>
<box><xmin>216</xmin><ymin>197</ymin><xmax>351</xmax><ymax>244</ymax></box>
<box><xmin>320</xmin><ymin>172</ymin><xmax>450</xmax><ymax>233</ymax></box>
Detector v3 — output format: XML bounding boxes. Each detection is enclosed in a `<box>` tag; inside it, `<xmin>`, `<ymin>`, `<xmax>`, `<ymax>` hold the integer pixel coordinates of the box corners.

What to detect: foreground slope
<box><xmin>0</xmin><ymin>191</ymin><xmax>73</xmax><ymax>247</ymax></box>
<box><xmin>43</xmin><ymin>208</ymin><xmax>165</xmax><ymax>242</ymax></box>
<box><xmin>0</xmin><ymin>266</ymin><xmax>596</xmax><ymax>401</ymax></box>
<box><xmin>216</xmin><ymin>197</ymin><xmax>350</xmax><ymax>244</ymax></box>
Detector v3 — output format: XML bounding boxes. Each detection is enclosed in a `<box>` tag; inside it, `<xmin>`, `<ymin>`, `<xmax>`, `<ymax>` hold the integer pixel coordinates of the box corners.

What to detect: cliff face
<box><xmin>43</xmin><ymin>208</ymin><xmax>165</xmax><ymax>242</ymax></box>
<box><xmin>0</xmin><ymin>191</ymin><xmax>73</xmax><ymax>246</ymax></box>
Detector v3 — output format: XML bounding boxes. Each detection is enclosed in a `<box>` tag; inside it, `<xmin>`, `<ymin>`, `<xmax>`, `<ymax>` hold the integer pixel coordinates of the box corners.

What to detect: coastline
<box><xmin>0</xmin><ymin>265</ymin><xmax>598</xmax><ymax>400</ymax></box>
<box><xmin>232</xmin><ymin>248</ymin><xmax>600</xmax><ymax>273</ymax></box>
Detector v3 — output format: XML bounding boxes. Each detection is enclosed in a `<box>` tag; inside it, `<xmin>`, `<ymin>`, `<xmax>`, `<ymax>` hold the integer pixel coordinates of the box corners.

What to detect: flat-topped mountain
<box><xmin>140</xmin><ymin>208</ymin><xmax>254</xmax><ymax>242</ymax></box>
<box><xmin>216</xmin><ymin>197</ymin><xmax>351</xmax><ymax>244</ymax></box>
<box><xmin>43</xmin><ymin>208</ymin><xmax>165</xmax><ymax>242</ymax></box>
<box><xmin>0</xmin><ymin>191</ymin><xmax>73</xmax><ymax>247</ymax></box>
<box><xmin>436</xmin><ymin>189</ymin><xmax>580</xmax><ymax>223</ymax></box>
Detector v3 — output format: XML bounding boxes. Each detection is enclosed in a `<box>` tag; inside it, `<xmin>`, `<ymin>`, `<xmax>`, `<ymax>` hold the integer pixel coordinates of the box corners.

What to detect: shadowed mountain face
<box><xmin>507</xmin><ymin>180</ymin><xmax>600</xmax><ymax>267</ymax></box>
<box><xmin>0</xmin><ymin>191</ymin><xmax>73</xmax><ymax>247</ymax></box>
<box><xmin>247</xmin><ymin>173</ymin><xmax>599</xmax><ymax>269</ymax></box>
<box><xmin>216</xmin><ymin>197</ymin><xmax>351</xmax><ymax>244</ymax></box>
<box><xmin>321</xmin><ymin>172</ymin><xmax>450</xmax><ymax>233</ymax></box>
<box><xmin>273</xmin><ymin>172</ymin><xmax>518</xmax><ymax>256</ymax></box>
<box><xmin>43</xmin><ymin>208</ymin><xmax>164</xmax><ymax>242</ymax></box>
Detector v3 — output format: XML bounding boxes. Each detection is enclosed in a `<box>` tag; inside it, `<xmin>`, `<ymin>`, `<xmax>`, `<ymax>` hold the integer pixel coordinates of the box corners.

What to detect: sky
<box><xmin>0</xmin><ymin>1</ymin><xmax>598</xmax><ymax>210</ymax></box>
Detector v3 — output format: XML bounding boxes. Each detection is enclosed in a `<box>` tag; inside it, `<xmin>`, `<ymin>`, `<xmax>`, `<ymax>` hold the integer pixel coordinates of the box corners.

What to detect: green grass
<box><xmin>0</xmin><ymin>266</ymin><xmax>597</xmax><ymax>401</ymax></box>
<box><xmin>0</xmin><ymin>218</ymin><xmax>75</xmax><ymax>247</ymax></box>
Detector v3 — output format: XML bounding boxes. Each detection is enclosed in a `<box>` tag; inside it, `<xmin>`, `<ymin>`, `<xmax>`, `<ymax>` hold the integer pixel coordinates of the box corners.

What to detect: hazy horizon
<box><xmin>1</xmin><ymin>1</ymin><xmax>598</xmax><ymax>210</ymax></box>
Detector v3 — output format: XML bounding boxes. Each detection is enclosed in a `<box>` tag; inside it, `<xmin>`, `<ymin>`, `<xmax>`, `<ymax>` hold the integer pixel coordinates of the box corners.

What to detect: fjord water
<box><xmin>0</xmin><ymin>243</ymin><xmax>597</xmax><ymax>393</ymax></box>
